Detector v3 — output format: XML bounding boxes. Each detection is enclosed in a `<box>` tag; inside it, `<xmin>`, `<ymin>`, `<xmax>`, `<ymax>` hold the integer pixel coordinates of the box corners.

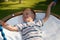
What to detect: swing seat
<box><xmin>0</xmin><ymin>10</ymin><xmax>60</xmax><ymax>40</ymax></box>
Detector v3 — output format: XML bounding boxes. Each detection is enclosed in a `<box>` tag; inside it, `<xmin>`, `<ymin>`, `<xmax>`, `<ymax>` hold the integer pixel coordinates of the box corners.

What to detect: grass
<box><xmin>0</xmin><ymin>0</ymin><xmax>60</xmax><ymax>19</ymax></box>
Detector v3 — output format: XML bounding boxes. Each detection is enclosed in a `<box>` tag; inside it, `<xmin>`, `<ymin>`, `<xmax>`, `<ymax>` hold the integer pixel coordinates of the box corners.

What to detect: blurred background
<box><xmin>0</xmin><ymin>0</ymin><xmax>60</xmax><ymax>19</ymax></box>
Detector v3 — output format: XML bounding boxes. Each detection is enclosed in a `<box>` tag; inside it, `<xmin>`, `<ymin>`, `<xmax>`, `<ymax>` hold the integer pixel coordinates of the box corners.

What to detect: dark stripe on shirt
<box><xmin>21</xmin><ymin>27</ymin><xmax>27</xmax><ymax>31</ymax></box>
<box><xmin>22</xmin><ymin>30</ymin><xmax>37</xmax><ymax>36</ymax></box>
<box><xmin>21</xmin><ymin>25</ymin><xmax>40</xmax><ymax>31</ymax></box>
<box><xmin>24</xmin><ymin>36</ymin><xmax>42</xmax><ymax>40</ymax></box>
<box><xmin>34</xmin><ymin>25</ymin><xmax>41</xmax><ymax>27</ymax></box>
<box><xmin>21</xmin><ymin>25</ymin><xmax>41</xmax><ymax>31</ymax></box>
<box><xmin>21</xmin><ymin>26</ymin><xmax>33</xmax><ymax>31</ymax></box>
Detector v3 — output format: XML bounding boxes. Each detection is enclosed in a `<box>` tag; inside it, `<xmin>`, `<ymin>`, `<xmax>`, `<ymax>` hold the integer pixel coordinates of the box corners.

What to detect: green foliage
<box><xmin>0</xmin><ymin>0</ymin><xmax>60</xmax><ymax>19</ymax></box>
<box><xmin>0</xmin><ymin>0</ymin><xmax>4</xmax><ymax>3</ymax></box>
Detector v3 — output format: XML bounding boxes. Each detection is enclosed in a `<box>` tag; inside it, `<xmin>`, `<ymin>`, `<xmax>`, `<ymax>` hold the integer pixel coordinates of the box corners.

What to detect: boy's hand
<box><xmin>0</xmin><ymin>20</ymin><xmax>4</xmax><ymax>25</ymax></box>
<box><xmin>43</xmin><ymin>1</ymin><xmax>56</xmax><ymax>22</ymax></box>
<box><xmin>48</xmin><ymin>1</ymin><xmax>56</xmax><ymax>7</ymax></box>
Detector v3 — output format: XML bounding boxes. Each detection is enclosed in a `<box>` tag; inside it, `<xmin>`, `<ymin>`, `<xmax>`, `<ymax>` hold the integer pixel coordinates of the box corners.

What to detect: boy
<box><xmin>0</xmin><ymin>1</ymin><xmax>56</xmax><ymax>40</ymax></box>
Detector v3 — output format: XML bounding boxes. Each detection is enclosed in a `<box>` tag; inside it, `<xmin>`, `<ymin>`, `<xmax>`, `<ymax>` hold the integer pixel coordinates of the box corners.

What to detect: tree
<box><xmin>19</xmin><ymin>0</ymin><xmax>22</xmax><ymax>4</ymax></box>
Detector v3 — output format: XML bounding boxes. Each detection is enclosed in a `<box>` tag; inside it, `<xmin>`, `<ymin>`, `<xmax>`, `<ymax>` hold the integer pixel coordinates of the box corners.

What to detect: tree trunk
<box><xmin>19</xmin><ymin>0</ymin><xmax>21</xmax><ymax>4</ymax></box>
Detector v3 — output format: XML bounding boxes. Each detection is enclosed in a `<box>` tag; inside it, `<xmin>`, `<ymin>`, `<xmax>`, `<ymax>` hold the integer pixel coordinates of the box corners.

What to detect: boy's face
<box><xmin>23</xmin><ymin>8</ymin><xmax>35</xmax><ymax>22</ymax></box>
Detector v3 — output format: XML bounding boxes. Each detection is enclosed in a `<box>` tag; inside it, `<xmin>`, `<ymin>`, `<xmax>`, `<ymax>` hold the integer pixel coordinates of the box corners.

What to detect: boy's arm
<box><xmin>0</xmin><ymin>20</ymin><xmax>18</xmax><ymax>32</ymax></box>
<box><xmin>43</xmin><ymin>1</ymin><xmax>56</xmax><ymax>22</ymax></box>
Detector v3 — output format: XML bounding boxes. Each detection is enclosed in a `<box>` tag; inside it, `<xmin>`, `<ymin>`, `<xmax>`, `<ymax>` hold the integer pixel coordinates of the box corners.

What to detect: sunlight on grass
<box><xmin>0</xmin><ymin>0</ymin><xmax>46</xmax><ymax>10</ymax></box>
<box><xmin>0</xmin><ymin>0</ymin><xmax>46</xmax><ymax>19</ymax></box>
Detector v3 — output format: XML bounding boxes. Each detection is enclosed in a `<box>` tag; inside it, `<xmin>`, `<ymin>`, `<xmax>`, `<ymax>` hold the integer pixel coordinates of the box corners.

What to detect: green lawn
<box><xmin>0</xmin><ymin>0</ymin><xmax>60</xmax><ymax>19</ymax></box>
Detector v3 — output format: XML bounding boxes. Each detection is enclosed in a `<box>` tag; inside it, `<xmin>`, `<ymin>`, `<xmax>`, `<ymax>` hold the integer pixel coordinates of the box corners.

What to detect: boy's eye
<box><xmin>26</xmin><ymin>13</ymin><xmax>29</xmax><ymax>15</ymax></box>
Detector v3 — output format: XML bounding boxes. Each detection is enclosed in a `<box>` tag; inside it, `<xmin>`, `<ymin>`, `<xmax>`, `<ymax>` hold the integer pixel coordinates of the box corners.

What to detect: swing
<box><xmin>0</xmin><ymin>10</ymin><xmax>60</xmax><ymax>40</ymax></box>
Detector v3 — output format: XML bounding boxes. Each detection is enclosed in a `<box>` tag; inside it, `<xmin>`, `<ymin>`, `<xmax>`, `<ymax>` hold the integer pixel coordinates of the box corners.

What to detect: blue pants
<box><xmin>0</xmin><ymin>25</ymin><xmax>7</xmax><ymax>40</ymax></box>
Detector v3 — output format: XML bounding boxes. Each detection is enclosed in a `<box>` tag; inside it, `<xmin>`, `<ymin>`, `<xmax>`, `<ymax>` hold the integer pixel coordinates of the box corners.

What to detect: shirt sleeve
<box><xmin>37</xmin><ymin>20</ymin><xmax>44</xmax><ymax>27</ymax></box>
<box><xmin>40</xmin><ymin>20</ymin><xmax>44</xmax><ymax>26</ymax></box>
<box><xmin>15</xmin><ymin>24</ymin><xmax>23</xmax><ymax>31</ymax></box>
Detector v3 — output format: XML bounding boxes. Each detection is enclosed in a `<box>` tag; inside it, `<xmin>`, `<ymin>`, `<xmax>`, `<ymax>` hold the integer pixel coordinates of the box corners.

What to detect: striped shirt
<box><xmin>16</xmin><ymin>20</ymin><xmax>43</xmax><ymax>40</ymax></box>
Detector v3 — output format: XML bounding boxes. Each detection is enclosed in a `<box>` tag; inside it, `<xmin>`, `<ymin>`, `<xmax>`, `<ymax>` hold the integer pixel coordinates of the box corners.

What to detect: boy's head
<box><xmin>22</xmin><ymin>8</ymin><xmax>36</xmax><ymax>22</ymax></box>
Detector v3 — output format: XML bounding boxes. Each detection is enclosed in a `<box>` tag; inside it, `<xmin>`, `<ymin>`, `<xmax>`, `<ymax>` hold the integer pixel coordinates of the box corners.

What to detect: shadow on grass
<box><xmin>10</xmin><ymin>0</ymin><xmax>17</xmax><ymax>2</ymax></box>
<box><xmin>32</xmin><ymin>0</ymin><xmax>60</xmax><ymax>16</ymax></box>
<box><xmin>0</xmin><ymin>7</ymin><xmax>30</xmax><ymax>19</ymax></box>
<box><xmin>0</xmin><ymin>0</ymin><xmax>17</xmax><ymax>3</ymax></box>
<box><xmin>32</xmin><ymin>1</ymin><xmax>48</xmax><ymax>11</ymax></box>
